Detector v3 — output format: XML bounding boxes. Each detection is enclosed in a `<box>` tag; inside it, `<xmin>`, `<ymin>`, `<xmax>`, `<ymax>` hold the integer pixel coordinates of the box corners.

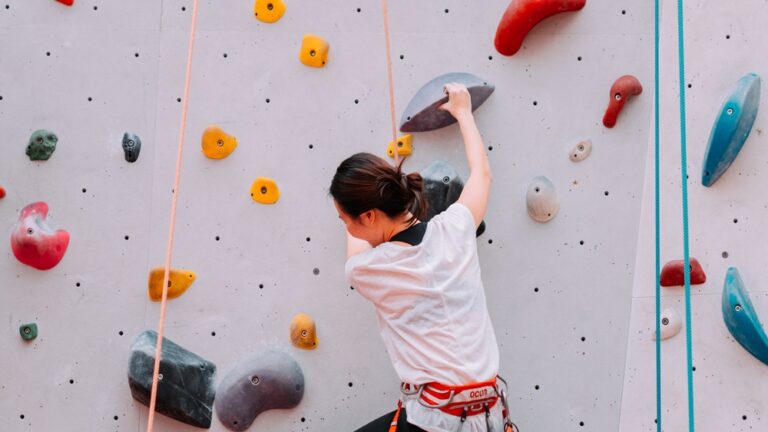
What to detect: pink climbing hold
<box><xmin>602</xmin><ymin>75</ymin><xmax>643</xmax><ymax>128</ymax></box>
<box><xmin>11</xmin><ymin>202</ymin><xmax>70</xmax><ymax>270</ymax></box>
<box><xmin>494</xmin><ymin>0</ymin><xmax>587</xmax><ymax>56</ymax></box>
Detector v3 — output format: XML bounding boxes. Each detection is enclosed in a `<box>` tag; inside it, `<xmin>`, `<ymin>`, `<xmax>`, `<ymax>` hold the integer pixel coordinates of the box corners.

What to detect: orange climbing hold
<box><xmin>660</xmin><ymin>258</ymin><xmax>706</xmax><ymax>287</ymax></box>
<box><xmin>494</xmin><ymin>0</ymin><xmax>587</xmax><ymax>56</ymax></box>
<box><xmin>387</xmin><ymin>134</ymin><xmax>413</xmax><ymax>158</ymax></box>
<box><xmin>253</xmin><ymin>0</ymin><xmax>285</xmax><ymax>23</ymax></box>
<box><xmin>201</xmin><ymin>125</ymin><xmax>238</xmax><ymax>159</ymax></box>
<box><xmin>299</xmin><ymin>34</ymin><xmax>329</xmax><ymax>68</ymax></box>
<box><xmin>147</xmin><ymin>268</ymin><xmax>197</xmax><ymax>301</ymax></box>
<box><xmin>250</xmin><ymin>177</ymin><xmax>280</xmax><ymax>204</ymax></box>
<box><xmin>290</xmin><ymin>313</ymin><xmax>318</xmax><ymax>350</ymax></box>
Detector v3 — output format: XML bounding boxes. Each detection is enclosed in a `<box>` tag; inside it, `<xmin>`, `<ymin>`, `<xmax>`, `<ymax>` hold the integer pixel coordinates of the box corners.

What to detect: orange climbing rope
<box><xmin>381</xmin><ymin>0</ymin><xmax>401</xmax><ymax>168</ymax></box>
<box><xmin>145</xmin><ymin>0</ymin><xmax>200</xmax><ymax>431</ymax></box>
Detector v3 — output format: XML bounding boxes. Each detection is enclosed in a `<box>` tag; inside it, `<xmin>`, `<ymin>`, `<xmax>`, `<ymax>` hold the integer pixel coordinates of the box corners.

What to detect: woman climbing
<box><xmin>329</xmin><ymin>83</ymin><xmax>514</xmax><ymax>432</ymax></box>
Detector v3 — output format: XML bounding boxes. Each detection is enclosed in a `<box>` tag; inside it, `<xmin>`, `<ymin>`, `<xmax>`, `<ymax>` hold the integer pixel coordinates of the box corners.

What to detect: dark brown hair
<box><xmin>329</xmin><ymin>152</ymin><xmax>426</xmax><ymax>224</ymax></box>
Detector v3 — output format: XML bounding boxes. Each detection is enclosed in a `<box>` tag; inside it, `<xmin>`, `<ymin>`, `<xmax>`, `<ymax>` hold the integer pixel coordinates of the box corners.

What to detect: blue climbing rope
<box><xmin>653</xmin><ymin>0</ymin><xmax>661</xmax><ymax>430</ymax></box>
<box><xmin>676</xmin><ymin>0</ymin><xmax>696</xmax><ymax>429</ymax></box>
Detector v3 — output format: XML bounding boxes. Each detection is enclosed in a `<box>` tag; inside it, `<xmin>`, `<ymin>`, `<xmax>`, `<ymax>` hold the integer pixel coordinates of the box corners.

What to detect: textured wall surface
<box><xmin>0</xmin><ymin>1</ymin><xmax>652</xmax><ymax>431</ymax></box>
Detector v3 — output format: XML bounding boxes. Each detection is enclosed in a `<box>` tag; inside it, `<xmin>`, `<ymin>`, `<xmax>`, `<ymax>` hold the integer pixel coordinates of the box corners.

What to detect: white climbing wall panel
<box><xmin>0</xmin><ymin>1</ymin><xmax>653</xmax><ymax>431</ymax></box>
<box><xmin>619</xmin><ymin>0</ymin><xmax>768</xmax><ymax>431</ymax></box>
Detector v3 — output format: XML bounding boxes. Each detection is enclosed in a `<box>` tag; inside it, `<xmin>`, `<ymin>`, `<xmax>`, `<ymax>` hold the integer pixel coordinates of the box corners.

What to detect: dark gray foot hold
<box><xmin>127</xmin><ymin>330</ymin><xmax>216</xmax><ymax>429</ymax></box>
<box><xmin>122</xmin><ymin>132</ymin><xmax>142</xmax><ymax>162</ymax></box>
<box><xmin>216</xmin><ymin>350</ymin><xmax>305</xmax><ymax>431</ymax></box>
<box><xmin>400</xmin><ymin>72</ymin><xmax>494</xmax><ymax>133</ymax></box>
<box><xmin>420</xmin><ymin>160</ymin><xmax>486</xmax><ymax>237</ymax></box>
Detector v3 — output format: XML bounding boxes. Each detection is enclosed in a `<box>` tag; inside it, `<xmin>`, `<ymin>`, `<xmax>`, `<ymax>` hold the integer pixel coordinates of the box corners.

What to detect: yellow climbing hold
<box><xmin>201</xmin><ymin>125</ymin><xmax>238</xmax><ymax>159</ymax></box>
<box><xmin>387</xmin><ymin>134</ymin><xmax>413</xmax><ymax>158</ymax></box>
<box><xmin>147</xmin><ymin>268</ymin><xmax>197</xmax><ymax>301</ymax></box>
<box><xmin>253</xmin><ymin>0</ymin><xmax>285</xmax><ymax>23</ymax></box>
<box><xmin>250</xmin><ymin>177</ymin><xmax>280</xmax><ymax>204</ymax></box>
<box><xmin>299</xmin><ymin>34</ymin><xmax>329</xmax><ymax>68</ymax></box>
<box><xmin>290</xmin><ymin>313</ymin><xmax>318</xmax><ymax>350</ymax></box>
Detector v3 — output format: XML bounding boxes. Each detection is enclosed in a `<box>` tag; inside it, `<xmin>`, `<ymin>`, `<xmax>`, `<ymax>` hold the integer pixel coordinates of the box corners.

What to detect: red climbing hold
<box><xmin>660</xmin><ymin>258</ymin><xmax>706</xmax><ymax>287</ymax></box>
<box><xmin>494</xmin><ymin>0</ymin><xmax>587</xmax><ymax>56</ymax></box>
<box><xmin>0</xmin><ymin>186</ymin><xmax>6</xmax><ymax>199</ymax></box>
<box><xmin>602</xmin><ymin>75</ymin><xmax>643</xmax><ymax>128</ymax></box>
<box><xmin>10</xmin><ymin>202</ymin><xmax>70</xmax><ymax>270</ymax></box>
<box><xmin>56</xmin><ymin>0</ymin><xmax>74</xmax><ymax>6</ymax></box>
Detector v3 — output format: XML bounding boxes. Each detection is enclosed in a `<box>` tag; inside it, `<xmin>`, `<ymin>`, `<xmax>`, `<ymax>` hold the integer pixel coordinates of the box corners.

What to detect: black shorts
<box><xmin>354</xmin><ymin>407</ymin><xmax>428</xmax><ymax>432</ymax></box>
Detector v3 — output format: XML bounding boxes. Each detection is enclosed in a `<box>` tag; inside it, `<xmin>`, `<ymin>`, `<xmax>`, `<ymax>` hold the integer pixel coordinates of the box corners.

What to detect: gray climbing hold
<box><xmin>420</xmin><ymin>160</ymin><xmax>485</xmax><ymax>237</ymax></box>
<box><xmin>26</xmin><ymin>129</ymin><xmax>58</xmax><ymax>161</ymax></box>
<box><xmin>122</xmin><ymin>132</ymin><xmax>142</xmax><ymax>163</ymax></box>
<box><xmin>526</xmin><ymin>175</ymin><xmax>559</xmax><ymax>223</ymax></box>
<box><xmin>216</xmin><ymin>350</ymin><xmax>305</xmax><ymax>431</ymax></box>
<box><xmin>127</xmin><ymin>330</ymin><xmax>216</xmax><ymax>429</ymax></box>
<box><xmin>400</xmin><ymin>72</ymin><xmax>494</xmax><ymax>133</ymax></box>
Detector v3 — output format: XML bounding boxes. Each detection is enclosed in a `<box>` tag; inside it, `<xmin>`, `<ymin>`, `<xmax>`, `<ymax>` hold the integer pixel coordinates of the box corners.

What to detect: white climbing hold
<box><xmin>569</xmin><ymin>140</ymin><xmax>592</xmax><ymax>162</ymax></box>
<box><xmin>652</xmin><ymin>308</ymin><xmax>682</xmax><ymax>341</ymax></box>
<box><xmin>526</xmin><ymin>175</ymin><xmax>559</xmax><ymax>223</ymax></box>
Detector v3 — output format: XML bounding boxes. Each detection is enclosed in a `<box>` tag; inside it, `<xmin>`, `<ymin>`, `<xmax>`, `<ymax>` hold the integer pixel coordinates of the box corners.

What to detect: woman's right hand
<box><xmin>438</xmin><ymin>82</ymin><xmax>473</xmax><ymax>119</ymax></box>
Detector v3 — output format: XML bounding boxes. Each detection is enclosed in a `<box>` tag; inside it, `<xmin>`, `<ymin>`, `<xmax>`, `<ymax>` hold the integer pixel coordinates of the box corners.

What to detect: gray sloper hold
<box><xmin>526</xmin><ymin>175</ymin><xmax>559</xmax><ymax>223</ymax></box>
<box><xmin>420</xmin><ymin>160</ymin><xmax>485</xmax><ymax>237</ymax></box>
<box><xmin>216</xmin><ymin>350</ymin><xmax>305</xmax><ymax>431</ymax></box>
<box><xmin>400</xmin><ymin>72</ymin><xmax>494</xmax><ymax>132</ymax></box>
<box><xmin>128</xmin><ymin>330</ymin><xmax>216</xmax><ymax>429</ymax></box>
<box><xmin>122</xmin><ymin>132</ymin><xmax>141</xmax><ymax>162</ymax></box>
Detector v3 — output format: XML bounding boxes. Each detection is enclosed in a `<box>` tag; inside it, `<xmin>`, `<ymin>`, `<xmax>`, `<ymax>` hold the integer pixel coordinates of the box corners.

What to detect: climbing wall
<box><xmin>0</xmin><ymin>1</ymin><xmax>652</xmax><ymax>431</ymax></box>
<box><xmin>619</xmin><ymin>0</ymin><xmax>768</xmax><ymax>430</ymax></box>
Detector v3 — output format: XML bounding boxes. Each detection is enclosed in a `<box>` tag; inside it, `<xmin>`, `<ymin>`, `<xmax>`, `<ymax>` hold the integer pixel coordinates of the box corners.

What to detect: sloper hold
<box><xmin>659</xmin><ymin>258</ymin><xmax>706</xmax><ymax>287</ymax></box>
<box><xmin>253</xmin><ymin>0</ymin><xmax>285</xmax><ymax>23</ymax></box>
<box><xmin>122</xmin><ymin>132</ymin><xmax>142</xmax><ymax>163</ymax></box>
<box><xmin>420</xmin><ymin>160</ymin><xmax>486</xmax><ymax>237</ymax></box>
<box><xmin>400</xmin><ymin>73</ymin><xmax>494</xmax><ymax>133</ymax></box>
<box><xmin>250</xmin><ymin>177</ymin><xmax>280</xmax><ymax>204</ymax></box>
<box><xmin>128</xmin><ymin>330</ymin><xmax>217</xmax><ymax>428</ymax></box>
<box><xmin>216</xmin><ymin>350</ymin><xmax>305</xmax><ymax>431</ymax></box>
<box><xmin>11</xmin><ymin>202</ymin><xmax>70</xmax><ymax>270</ymax></box>
<box><xmin>652</xmin><ymin>308</ymin><xmax>682</xmax><ymax>341</ymax></box>
<box><xmin>494</xmin><ymin>0</ymin><xmax>587</xmax><ymax>56</ymax></box>
<box><xmin>602</xmin><ymin>75</ymin><xmax>643</xmax><ymax>128</ymax></box>
<box><xmin>26</xmin><ymin>129</ymin><xmax>58</xmax><ymax>161</ymax></box>
<box><xmin>202</xmin><ymin>126</ymin><xmax>238</xmax><ymax>159</ymax></box>
<box><xmin>569</xmin><ymin>139</ymin><xmax>592</xmax><ymax>162</ymax></box>
<box><xmin>147</xmin><ymin>268</ymin><xmax>197</xmax><ymax>301</ymax></box>
<box><xmin>299</xmin><ymin>34</ymin><xmax>329</xmax><ymax>68</ymax></box>
<box><xmin>722</xmin><ymin>267</ymin><xmax>768</xmax><ymax>366</ymax></box>
<box><xmin>387</xmin><ymin>134</ymin><xmax>413</xmax><ymax>158</ymax></box>
<box><xmin>290</xmin><ymin>313</ymin><xmax>318</xmax><ymax>350</ymax></box>
<box><xmin>702</xmin><ymin>73</ymin><xmax>761</xmax><ymax>187</ymax></box>
<box><xmin>526</xmin><ymin>175</ymin><xmax>559</xmax><ymax>223</ymax></box>
<box><xmin>19</xmin><ymin>323</ymin><xmax>38</xmax><ymax>341</ymax></box>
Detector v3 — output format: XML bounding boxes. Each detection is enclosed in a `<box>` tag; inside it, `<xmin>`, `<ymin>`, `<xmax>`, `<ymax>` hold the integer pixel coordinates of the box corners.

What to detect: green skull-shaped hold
<box><xmin>26</xmin><ymin>129</ymin><xmax>58</xmax><ymax>161</ymax></box>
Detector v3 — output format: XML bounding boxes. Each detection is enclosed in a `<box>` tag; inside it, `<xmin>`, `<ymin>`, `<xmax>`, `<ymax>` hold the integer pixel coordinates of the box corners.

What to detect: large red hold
<box><xmin>602</xmin><ymin>75</ymin><xmax>643</xmax><ymax>128</ymax></box>
<box><xmin>11</xmin><ymin>202</ymin><xmax>70</xmax><ymax>270</ymax></box>
<box><xmin>494</xmin><ymin>0</ymin><xmax>587</xmax><ymax>56</ymax></box>
<box><xmin>660</xmin><ymin>258</ymin><xmax>706</xmax><ymax>287</ymax></box>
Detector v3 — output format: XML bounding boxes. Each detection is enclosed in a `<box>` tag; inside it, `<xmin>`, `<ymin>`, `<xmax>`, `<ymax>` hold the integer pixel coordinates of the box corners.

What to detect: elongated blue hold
<box><xmin>702</xmin><ymin>73</ymin><xmax>761</xmax><ymax>187</ymax></box>
<box><xmin>722</xmin><ymin>267</ymin><xmax>768</xmax><ymax>366</ymax></box>
<box><xmin>400</xmin><ymin>72</ymin><xmax>494</xmax><ymax>133</ymax></box>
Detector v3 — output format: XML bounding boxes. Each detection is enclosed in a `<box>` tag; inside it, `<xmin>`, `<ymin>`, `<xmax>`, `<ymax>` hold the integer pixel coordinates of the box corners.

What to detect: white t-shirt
<box><xmin>345</xmin><ymin>202</ymin><xmax>502</xmax><ymax>432</ymax></box>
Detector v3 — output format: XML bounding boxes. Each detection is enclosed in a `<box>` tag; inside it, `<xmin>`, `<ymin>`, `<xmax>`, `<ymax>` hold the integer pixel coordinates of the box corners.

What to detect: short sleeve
<box><xmin>431</xmin><ymin>202</ymin><xmax>477</xmax><ymax>240</ymax></box>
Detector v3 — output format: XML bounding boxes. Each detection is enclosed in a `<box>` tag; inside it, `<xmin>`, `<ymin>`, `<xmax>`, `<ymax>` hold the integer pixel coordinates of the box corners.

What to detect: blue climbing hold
<box><xmin>722</xmin><ymin>267</ymin><xmax>768</xmax><ymax>366</ymax></box>
<box><xmin>701</xmin><ymin>73</ymin><xmax>761</xmax><ymax>187</ymax></box>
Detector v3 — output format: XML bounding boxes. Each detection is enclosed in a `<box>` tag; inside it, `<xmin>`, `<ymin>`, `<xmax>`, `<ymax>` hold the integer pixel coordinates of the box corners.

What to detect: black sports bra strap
<box><xmin>390</xmin><ymin>221</ymin><xmax>427</xmax><ymax>246</ymax></box>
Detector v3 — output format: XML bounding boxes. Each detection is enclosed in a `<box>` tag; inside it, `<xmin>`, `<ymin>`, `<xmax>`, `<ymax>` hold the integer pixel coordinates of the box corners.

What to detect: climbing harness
<box><xmin>391</xmin><ymin>376</ymin><xmax>520</xmax><ymax>432</ymax></box>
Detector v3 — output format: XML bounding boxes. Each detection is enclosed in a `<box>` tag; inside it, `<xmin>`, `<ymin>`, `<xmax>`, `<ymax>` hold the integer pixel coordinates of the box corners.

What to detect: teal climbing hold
<box><xmin>722</xmin><ymin>267</ymin><xmax>768</xmax><ymax>366</ymax></box>
<box><xmin>19</xmin><ymin>323</ymin><xmax>38</xmax><ymax>341</ymax></box>
<box><xmin>26</xmin><ymin>129</ymin><xmax>58</xmax><ymax>161</ymax></box>
<box><xmin>702</xmin><ymin>73</ymin><xmax>761</xmax><ymax>187</ymax></box>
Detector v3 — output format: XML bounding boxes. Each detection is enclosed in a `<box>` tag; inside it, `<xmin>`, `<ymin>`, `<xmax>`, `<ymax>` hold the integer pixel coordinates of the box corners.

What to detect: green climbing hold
<box><xmin>26</xmin><ymin>129</ymin><xmax>58</xmax><ymax>161</ymax></box>
<box><xmin>19</xmin><ymin>323</ymin><xmax>38</xmax><ymax>341</ymax></box>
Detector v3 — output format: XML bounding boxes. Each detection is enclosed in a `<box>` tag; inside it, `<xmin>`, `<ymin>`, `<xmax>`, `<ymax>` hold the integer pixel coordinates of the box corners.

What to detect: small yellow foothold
<box><xmin>250</xmin><ymin>177</ymin><xmax>280</xmax><ymax>204</ymax></box>
<box><xmin>201</xmin><ymin>125</ymin><xmax>238</xmax><ymax>159</ymax></box>
<box><xmin>386</xmin><ymin>134</ymin><xmax>413</xmax><ymax>158</ymax></box>
<box><xmin>299</xmin><ymin>34</ymin><xmax>329</xmax><ymax>68</ymax></box>
<box><xmin>253</xmin><ymin>0</ymin><xmax>286</xmax><ymax>23</ymax></box>
<box><xmin>147</xmin><ymin>268</ymin><xmax>197</xmax><ymax>301</ymax></box>
<box><xmin>290</xmin><ymin>313</ymin><xmax>318</xmax><ymax>350</ymax></box>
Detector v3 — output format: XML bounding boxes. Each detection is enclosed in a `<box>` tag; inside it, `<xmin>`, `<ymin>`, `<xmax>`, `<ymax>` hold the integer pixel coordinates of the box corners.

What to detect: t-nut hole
<box><xmin>26</xmin><ymin>228</ymin><xmax>34</xmax><ymax>235</ymax></box>
<box><xmin>251</xmin><ymin>375</ymin><xmax>261</xmax><ymax>385</ymax></box>
<box><xmin>534</xmin><ymin>187</ymin><xmax>541</xmax><ymax>193</ymax></box>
